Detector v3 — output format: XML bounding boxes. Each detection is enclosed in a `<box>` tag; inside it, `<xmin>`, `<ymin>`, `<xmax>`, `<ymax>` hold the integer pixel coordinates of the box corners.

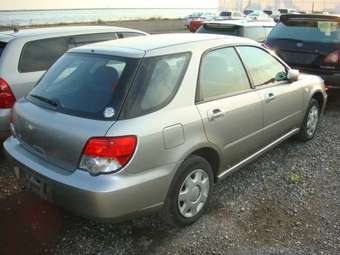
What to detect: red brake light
<box><xmin>83</xmin><ymin>136</ymin><xmax>137</xmax><ymax>165</ymax></box>
<box><xmin>324</xmin><ymin>51</ymin><xmax>340</xmax><ymax>65</ymax></box>
<box><xmin>80</xmin><ymin>136</ymin><xmax>137</xmax><ymax>175</ymax></box>
<box><xmin>0</xmin><ymin>78</ymin><xmax>16</xmax><ymax>109</ymax></box>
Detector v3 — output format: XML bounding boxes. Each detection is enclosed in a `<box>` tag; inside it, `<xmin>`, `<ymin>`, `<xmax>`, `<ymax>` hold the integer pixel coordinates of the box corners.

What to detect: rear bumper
<box><xmin>4</xmin><ymin>136</ymin><xmax>176</xmax><ymax>221</ymax></box>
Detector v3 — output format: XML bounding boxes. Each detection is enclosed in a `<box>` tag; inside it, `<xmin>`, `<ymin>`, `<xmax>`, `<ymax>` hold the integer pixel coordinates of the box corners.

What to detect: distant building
<box><xmin>219</xmin><ymin>0</ymin><xmax>340</xmax><ymax>13</ymax></box>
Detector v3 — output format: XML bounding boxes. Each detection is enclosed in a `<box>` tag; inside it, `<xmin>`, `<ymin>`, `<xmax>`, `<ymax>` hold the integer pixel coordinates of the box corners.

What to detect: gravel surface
<box><xmin>0</xmin><ymin>93</ymin><xmax>339</xmax><ymax>255</ymax></box>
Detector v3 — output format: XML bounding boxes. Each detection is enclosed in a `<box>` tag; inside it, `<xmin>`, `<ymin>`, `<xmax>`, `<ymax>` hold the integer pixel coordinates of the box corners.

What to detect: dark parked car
<box><xmin>266</xmin><ymin>14</ymin><xmax>340</xmax><ymax>89</ymax></box>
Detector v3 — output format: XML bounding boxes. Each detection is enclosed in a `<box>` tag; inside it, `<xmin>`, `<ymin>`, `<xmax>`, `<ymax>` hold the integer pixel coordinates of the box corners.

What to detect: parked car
<box><xmin>215</xmin><ymin>11</ymin><xmax>244</xmax><ymax>20</ymax></box>
<box><xmin>184</xmin><ymin>12</ymin><xmax>215</xmax><ymax>28</ymax></box>
<box><xmin>4</xmin><ymin>33</ymin><xmax>327</xmax><ymax>226</ymax></box>
<box><xmin>247</xmin><ymin>10</ymin><xmax>274</xmax><ymax>22</ymax></box>
<box><xmin>244</xmin><ymin>9</ymin><xmax>254</xmax><ymax>15</ymax></box>
<box><xmin>188</xmin><ymin>13</ymin><xmax>216</xmax><ymax>32</ymax></box>
<box><xmin>0</xmin><ymin>26</ymin><xmax>147</xmax><ymax>140</ymax></box>
<box><xmin>196</xmin><ymin>20</ymin><xmax>276</xmax><ymax>42</ymax></box>
<box><xmin>278</xmin><ymin>9</ymin><xmax>301</xmax><ymax>15</ymax></box>
<box><xmin>266</xmin><ymin>14</ymin><xmax>340</xmax><ymax>90</ymax></box>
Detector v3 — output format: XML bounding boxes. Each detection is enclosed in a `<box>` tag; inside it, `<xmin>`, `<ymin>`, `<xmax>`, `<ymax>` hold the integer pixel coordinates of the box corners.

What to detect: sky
<box><xmin>0</xmin><ymin>0</ymin><xmax>219</xmax><ymax>10</ymax></box>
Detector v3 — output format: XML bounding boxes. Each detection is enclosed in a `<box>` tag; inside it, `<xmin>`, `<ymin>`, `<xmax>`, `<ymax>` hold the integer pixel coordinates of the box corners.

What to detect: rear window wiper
<box><xmin>29</xmin><ymin>94</ymin><xmax>58</xmax><ymax>108</ymax></box>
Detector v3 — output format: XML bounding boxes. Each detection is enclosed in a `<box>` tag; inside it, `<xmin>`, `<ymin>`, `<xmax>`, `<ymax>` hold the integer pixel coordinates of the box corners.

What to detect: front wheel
<box><xmin>162</xmin><ymin>155</ymin><xmax>213</xmax><ymax>227</ymax></box>
<box><xmin>296</xmin><ymin>98</ymin><xmax>321</xmax><ymax>141</ymax></box>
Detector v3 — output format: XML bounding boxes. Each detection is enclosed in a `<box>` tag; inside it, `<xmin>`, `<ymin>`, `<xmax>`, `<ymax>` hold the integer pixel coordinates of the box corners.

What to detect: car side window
<box><xmin>123</xmin><ymin>53</ymin><xmax>190</xmax><ymax>118</ymax></box>
<box><xmin>19</xmin><ymin>37</ymin><xmax>70</xmax><ymax>73</ymax></box>
<box><xmin>198</xmin><ymin>47</ymin><xmax>251</xmax><ymax>101</ymax></box>
<box><xmin>117</xmin><ymin>32</ymin><xmax>145</xmax><ymax>39</ymax></box>
<box><xmin>237</xmin><ymin>46</ymin><xmax>287</xmax><ymax>87</ymax></box>
<box><xmin>68</xmin><ymin>33</ymin><xmax>117</xmax><ymax>48</ymax></box>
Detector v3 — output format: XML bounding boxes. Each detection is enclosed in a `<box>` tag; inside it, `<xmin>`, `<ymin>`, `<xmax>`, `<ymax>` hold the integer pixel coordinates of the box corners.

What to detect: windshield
<box><xmin>269</xmin><ymin>20</ymin><xmax>340</xmax><ymax>43</ymax></box>
<box><xmin>0</xmin><ymin>42</ymin><xmax>6</xmax><ymax>57</ymax></box>
<box><xmin>197</xmin><ymin>24</ymin><xmax>242</xmax><ymax>36</ymax></box>
<box><xmin>28</xmin><ymin>53</ymin><xmax>139</xmax><ymax>120</ymax></box>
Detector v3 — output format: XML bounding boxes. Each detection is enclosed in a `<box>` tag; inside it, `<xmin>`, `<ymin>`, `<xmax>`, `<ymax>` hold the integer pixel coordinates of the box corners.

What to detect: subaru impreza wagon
<box><xmin>4</xmin><ymin>34</ymin><xmax>327</xmax><ymax>226</ymax></box>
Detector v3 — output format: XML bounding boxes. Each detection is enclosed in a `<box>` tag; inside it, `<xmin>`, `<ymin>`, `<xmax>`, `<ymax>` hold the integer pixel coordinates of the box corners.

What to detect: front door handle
<box><xmin>207</xmin><ymin>108</ymin><xmax>224</xmax><ymax>121</ymax></box>
<box><xmin>265</xmin><ymin>92</ymin><xmax>276</xmax><ymax>103</ymax></box>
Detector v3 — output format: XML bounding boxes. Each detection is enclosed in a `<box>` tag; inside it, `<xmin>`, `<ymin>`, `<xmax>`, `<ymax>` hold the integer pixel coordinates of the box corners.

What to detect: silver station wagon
<box><xmin>4</xmin><ymin>34</ymin><xmax>327</xmax><ymax>226</ymax></box>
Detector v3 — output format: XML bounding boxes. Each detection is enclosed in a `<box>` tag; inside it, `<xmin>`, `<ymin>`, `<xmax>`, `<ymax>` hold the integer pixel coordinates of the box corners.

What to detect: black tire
<box><xmin>296</xmin><ymin>98</ymin><xmax>321</xmax><ymax>142</ymax></box>
<box><xmin>162</xmin><ymin>155</ymin><xmax>213</xmax><ymax>227</ymax></box>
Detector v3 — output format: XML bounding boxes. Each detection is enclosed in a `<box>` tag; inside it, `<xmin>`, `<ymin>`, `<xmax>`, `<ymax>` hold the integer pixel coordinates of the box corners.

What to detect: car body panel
<box><xmin>196</xmin><ymin>91</ymin><xmax>264</xmax><ymax>170</ymax></box>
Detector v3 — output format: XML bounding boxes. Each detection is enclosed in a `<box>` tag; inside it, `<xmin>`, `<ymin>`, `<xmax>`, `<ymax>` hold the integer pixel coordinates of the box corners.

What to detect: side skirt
<box><xmin>217</xmin><ymin>128</ymin><xmax>300</xmax><ymax>181</ymax></box>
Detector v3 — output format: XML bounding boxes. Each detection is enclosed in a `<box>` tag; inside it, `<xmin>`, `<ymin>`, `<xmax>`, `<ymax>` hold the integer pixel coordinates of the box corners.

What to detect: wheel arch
<box><xmin>184</xmin><ymin>145</ymin><xmax>222</xmax><ymax>183</ymax></box>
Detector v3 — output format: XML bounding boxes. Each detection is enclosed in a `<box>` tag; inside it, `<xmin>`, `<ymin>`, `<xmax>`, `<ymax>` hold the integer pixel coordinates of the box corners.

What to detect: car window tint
<box><xmin>117</xmin><ymin>32</ymin><xmax>145</xmax><ymax>39</ymax></box>
<box><xmin>198</xmin><ymin>47</ymin><xmax>251</xmax><ymax>101</ymax></box>
<box><xmin>29</xmin><ymin>53</ymin><xmax>139</xmax><ymax>120</ymax></box>
<box><xmin>123</xmin><ymin>53</ymin><xmax>190</xmax><ymax>118</ymax></box>
<box><xmin>19</xmin><ymin>37</ymin><xmax>70</xmax><ymax>73</ymax></box>
<box><xmin>68</xmin><ymin>33</ymin><xmax>116</xmax><ymax>48</ymax></box>
<box><xmin>197</xmin><ymin>24</ymin><xmax>242</xmax><ymax>36</ymax></box>
<box><xmin>237</xmin><ymin>46</ymin><xmax>287</xmax><ymax>87</ymax></box>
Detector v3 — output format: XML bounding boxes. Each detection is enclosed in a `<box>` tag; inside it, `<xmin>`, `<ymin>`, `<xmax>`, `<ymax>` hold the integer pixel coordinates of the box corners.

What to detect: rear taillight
<box><xmin>79</xmin><ymin>136</ymin><xmax>137</xmax><ymax>175</ymax></box>
<box><xmin>0</xmin><ymin>78</ymin><xmax>16</xmax><ymax>109</ymax></box>
<box><xmin>324</xmin><ymin>51</ymin><xmax>340</xmax><ymax>65</ymax></box>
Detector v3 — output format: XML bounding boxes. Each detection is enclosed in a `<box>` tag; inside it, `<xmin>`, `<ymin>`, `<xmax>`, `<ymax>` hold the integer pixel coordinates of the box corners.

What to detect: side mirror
<box><xmin>287</xmin><ymin>69</ymin><xmax>300</xmax><ymax>82</ymax></box>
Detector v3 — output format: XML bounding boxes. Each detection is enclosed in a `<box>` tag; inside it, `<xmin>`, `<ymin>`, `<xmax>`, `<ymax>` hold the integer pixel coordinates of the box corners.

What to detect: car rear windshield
<box><xmin>0</xmin><ymin>42</ymin><xmax>6</xmax><ymax>57</ymax></box>
<box><xmin>220</xmin><ymin>12</ymin><xmax>232</xmax><ymax>17</ymax></box>
<box><xmin>28</xmin><ymin>53</ymin><xmax>139</xmax><ymax>120</ymax></box>
<box><xmin>197</xmin><ymin>24</ymin><xmax>242</xmax><ymax>36</ymax></box>
<box><xmin>269</xmin><ymin>19</ymin><xmax>340</xmax><ymax>43</ymax></box>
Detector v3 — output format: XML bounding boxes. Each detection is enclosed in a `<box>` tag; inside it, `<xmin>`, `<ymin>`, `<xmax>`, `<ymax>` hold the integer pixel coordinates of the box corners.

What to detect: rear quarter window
<box><xmin>19</xmin><ymin>33</ymin><xmax>121</xmax><ymax>73</ymax></box>
<box><xmin>19</xmin><ymin>37</ymin><xmax>70</xmax><ymax>73</ymax></box>
<box><xmin>122</xmin><ymin>53</ymin><xmax>191</xmax><ymax>119</ymax></box>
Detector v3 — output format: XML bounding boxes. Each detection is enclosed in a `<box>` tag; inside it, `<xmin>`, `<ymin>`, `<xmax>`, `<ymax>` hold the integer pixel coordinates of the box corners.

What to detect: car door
<box><xmin>196</xmin><ymin>47</ymin><xmax>263</xmax><ymax>171</ymax></box>
<box><xmin>237</xmin><ymin>46</ymin><xmax>304</xmax><ymax>145</ymax></box>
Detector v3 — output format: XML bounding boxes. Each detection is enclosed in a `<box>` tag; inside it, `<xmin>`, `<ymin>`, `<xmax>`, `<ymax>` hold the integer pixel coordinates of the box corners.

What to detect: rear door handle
<box><xmin>265</xmin><ymin>92</ymin><xmax>276</xmax><ymax>103</ymax></box>
<box><xmin>207</xmin><ymin>108</ymin><xmax>224</xmax><ymax>121</ymax></box>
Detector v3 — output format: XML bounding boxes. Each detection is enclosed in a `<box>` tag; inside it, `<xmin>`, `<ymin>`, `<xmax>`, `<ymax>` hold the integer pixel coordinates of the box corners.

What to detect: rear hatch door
<box><xmin>12</xmin><ymin>51</ymin><xmax>140</xmax><ymax>172</ymax></box>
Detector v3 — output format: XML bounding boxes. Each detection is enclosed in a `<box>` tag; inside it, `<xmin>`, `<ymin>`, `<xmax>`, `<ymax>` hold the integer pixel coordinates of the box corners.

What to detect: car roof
<box><xmin>0</xmin><ymin>26</ymin><xmax>146</xmax><ymax>39</ymax></box>
<box><xmin>71</xmin><ymin>33</ymin><xmax>254</xmax><ymax>57</ymax></box>
<box><xmin>204</xmin><ymin>20</ymin><xmax>276</xmax><ymax>27</ymax></box>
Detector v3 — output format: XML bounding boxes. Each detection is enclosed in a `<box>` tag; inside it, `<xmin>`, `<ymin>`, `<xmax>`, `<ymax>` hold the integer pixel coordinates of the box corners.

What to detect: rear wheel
<box><xmin>162</xmin><ymin>155</ymin><xmax>213</xmax><ymax>227</ymax></box>
<box><xmin>296</xmin><ymin>98</ymin><xmax>320</xmax><ymax>141</ymax></box>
